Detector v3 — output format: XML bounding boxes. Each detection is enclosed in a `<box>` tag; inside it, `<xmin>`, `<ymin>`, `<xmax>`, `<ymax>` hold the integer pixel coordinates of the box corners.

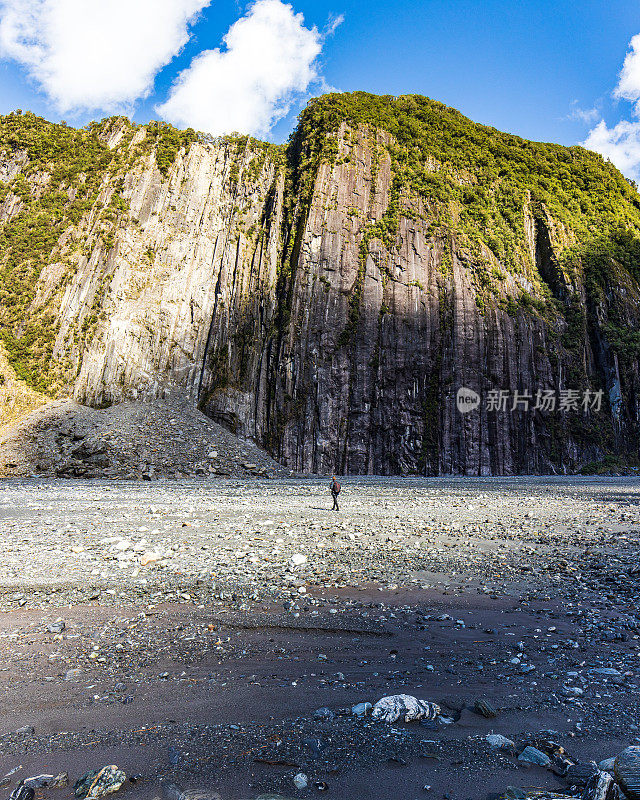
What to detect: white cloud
<box><xmin>583</xmin><ymin>32</ymin><xmax>640</xmax><ymax>183</ymax></box>
<box><xmin>583</xmin><ymin>119</ymin><xmax>640</xmax><ymax>183</ymax></box>
<box><xmin>615</xmin><ymin>32</ymin><xmax>640</xmax><ymax>113</ymax></box>
<box><xmin>567</xmin><ymin>103</ymin><xmax>600</xmax><ymax>125</ymax></box>
<box><xmin>324</xmin><ymin>13</ymin><xmax>344</xmax><ymax>38</ymax></box>
<box><xmin>0</xmin><ymin>0</ymin><xmax>211</xmax><ymax>113</ymax></box>
<box><xmin>156</xmin><ymin>0</ymin><xmax>326</xmax><ymax>137</ymax></box>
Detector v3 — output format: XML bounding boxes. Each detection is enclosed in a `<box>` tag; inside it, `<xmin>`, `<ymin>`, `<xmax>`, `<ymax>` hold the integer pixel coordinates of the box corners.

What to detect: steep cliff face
<box><xmin>2</xmin><ymin>94</ymin><xmax>640</xmax><ymax>474</ymax></box>
<box><xmin>69</xmin><ymin>134</ymin><xmax>284</xmax><ymax>409</ymax></box>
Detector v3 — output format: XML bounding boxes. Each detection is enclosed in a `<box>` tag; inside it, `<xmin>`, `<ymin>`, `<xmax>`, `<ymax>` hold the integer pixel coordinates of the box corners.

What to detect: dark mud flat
<box><xmin>0</xmin><ymin>477</ymin><xmax>639</xmax><ymax>800</ymax></box>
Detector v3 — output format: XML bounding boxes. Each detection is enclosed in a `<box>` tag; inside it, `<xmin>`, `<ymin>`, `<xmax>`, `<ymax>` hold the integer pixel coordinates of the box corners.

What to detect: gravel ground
<box><xmin>0</xmin><ymin>476</ymin><xmax>639</xmax><ymax>800</ymax></box>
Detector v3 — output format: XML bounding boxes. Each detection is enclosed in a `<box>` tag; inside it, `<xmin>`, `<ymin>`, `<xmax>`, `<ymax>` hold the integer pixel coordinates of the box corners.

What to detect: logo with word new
<box><xmin>456</xmin><ymin>387</ymin><xmax>480</xmax><ymax>414</ymax></box>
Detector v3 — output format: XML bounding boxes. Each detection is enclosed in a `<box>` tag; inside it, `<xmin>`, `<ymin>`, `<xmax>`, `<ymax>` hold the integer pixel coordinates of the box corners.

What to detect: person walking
<box><xmin>330</xmin><ymin>475</ymin><xmax>341</xmax><ymax>511</ymax></box>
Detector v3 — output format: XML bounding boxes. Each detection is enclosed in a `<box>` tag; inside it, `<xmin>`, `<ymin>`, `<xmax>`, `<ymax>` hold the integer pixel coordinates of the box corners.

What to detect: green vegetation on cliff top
<box><xmin>292</xmin><ymin>92</ymin><xmax>640</xmax><ymax>274</ymax></box>
<box><xmin>288</xmin><ymin>92</ymin><xmax>640</xmax><ymax>357</ymax></box>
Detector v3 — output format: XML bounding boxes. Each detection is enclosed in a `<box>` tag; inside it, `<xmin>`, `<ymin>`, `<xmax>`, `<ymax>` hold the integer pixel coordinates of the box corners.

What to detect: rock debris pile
<box><xmin>0</xmin><ymin>398</ymin><xmax>288</xmax><ymax>480</ymax></box>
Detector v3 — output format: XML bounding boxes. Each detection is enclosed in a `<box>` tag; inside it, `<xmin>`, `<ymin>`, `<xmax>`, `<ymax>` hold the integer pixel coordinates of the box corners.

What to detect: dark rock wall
<box><xmin>199</xmin><ymin>126</ymin><xmax>640</xmax><ymax>474</ymax></box>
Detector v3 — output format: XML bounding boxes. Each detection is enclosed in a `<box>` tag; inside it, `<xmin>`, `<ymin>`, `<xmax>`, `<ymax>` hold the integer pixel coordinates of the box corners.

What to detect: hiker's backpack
<box><xmin>332</xmin><ymin>480</ymin><xmax>341</xmax><ymax>494</ymax></box>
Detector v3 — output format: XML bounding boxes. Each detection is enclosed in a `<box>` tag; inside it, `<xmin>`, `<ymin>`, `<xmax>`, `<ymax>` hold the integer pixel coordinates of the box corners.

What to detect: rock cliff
<box><xmin>2</xmin><ymin>93</ymin><xmax>640</xmax><ymax>474</ymax></box>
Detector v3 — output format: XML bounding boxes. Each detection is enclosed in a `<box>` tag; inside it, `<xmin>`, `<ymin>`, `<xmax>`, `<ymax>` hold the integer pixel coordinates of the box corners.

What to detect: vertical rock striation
<box><xmin>2</xmin><ymin>94</ymin><xmax>640</xmax><ymax>474</ymax></box>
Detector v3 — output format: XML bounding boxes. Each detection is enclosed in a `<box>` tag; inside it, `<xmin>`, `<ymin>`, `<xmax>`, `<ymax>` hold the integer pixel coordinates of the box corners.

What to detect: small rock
<box><xmin>302</xmin><ymin>737</ymin><xmax>325</xmax><ymax>757</ymax></box>
<box><xmin>473</xmin><ymin>698</ymin><xmax>497</xmax><ymax>718</ymax></box>
<box><xmin>46</xmin><ymin>620</ymin><xmax>65</xmax><ymax>634</ymax></box>
<box><xmin>293</xmin><ymin>773</ymin><xmax>308</xmax><ymax>790</ymax></box>
<box><xmin>518</xmin><ymin>746</ymin><xmax>551</xmax><ymax>767</ymax></box>
<box><xmin>372</xmin><ymin>694</ymin><xmax>440</xmax><ymax>723</ymax></box>
<box><xmin>614</xmin><ymin>746</ymin><xmax>640</xmax><ymax>799</ymax></box>
<box><xmin>9</xmin><ymin>787</ymin><xmax>34</xmax><ymax>800</ymax></box>
<box><xmin>51</xmin><ymin>773</ymin><xmax>69</xmax><ymax>788</ymax></box>
<box><xmin>486</xmin><ymin>734</ymin><xmax>515</xmax><ymax>750</ymax></box>
<box><xmin>140</xmin><ymin>552</ymin><xmax>162</xmax><ymax>566</ymax></box>
<box><xmin>23</xmin><ymin>776</ymin><xmax>54</xmax><ymax>789</ymax></box>
<box><xmin>565</xmin><ymin>763</ymin><xmax>598</xmax><ymax>787</ymax></box>
<box><xmin>351</xmin><ymin>702</ymin><xmax>372</xmax><ymax>717</ymax></box>
<box><xmin>74</xmin><ymin>766</ymin><xmax>126</xmax><ymax>800</ymax></box>
<box><xmin>581</xmin><ymin>770</ymin><xmax>616</xmax><ymax>800</ymax></box>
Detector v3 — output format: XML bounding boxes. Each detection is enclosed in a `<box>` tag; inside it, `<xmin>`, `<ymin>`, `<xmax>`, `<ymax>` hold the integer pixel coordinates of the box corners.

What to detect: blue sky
<box><xmin>1</xmin><ymin>0</ymin><xmax>640</xmax><ymax>177</ymax></box>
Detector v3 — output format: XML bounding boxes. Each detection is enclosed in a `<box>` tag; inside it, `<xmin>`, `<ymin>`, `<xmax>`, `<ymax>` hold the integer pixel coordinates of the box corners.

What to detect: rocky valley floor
<box><xmin>0</xmin><ymin>477</ymin><xmax>639</xmax><ymax>800</ymax></box>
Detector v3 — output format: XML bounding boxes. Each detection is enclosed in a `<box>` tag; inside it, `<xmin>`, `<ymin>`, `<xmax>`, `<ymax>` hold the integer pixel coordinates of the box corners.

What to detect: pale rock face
<box><xmin>0</xmin><ymin>148</ymin><xmax>28</xmax><ymax>184</ymax></box>
<box><xmin>52</xmin><ymin>137</ymin><xmax>282</xmax><ymax>410</ymax></box>
<box><xmin>0</xmin><ymin>151</ymin><xmax>28</xmax><ymax>225</ymax></box>
<box><xmin>0</xmin><ymin>190</ymin><xmax>23</xmax><ymax>225</ymax></box>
